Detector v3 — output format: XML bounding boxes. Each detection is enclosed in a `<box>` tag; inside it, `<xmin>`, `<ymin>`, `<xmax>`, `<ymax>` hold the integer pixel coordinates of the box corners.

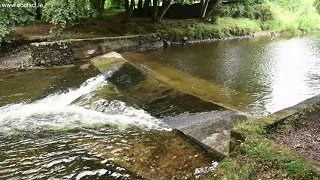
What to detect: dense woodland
<box><xmin>1</xmin><ymin>0</ymin><xmax>320</xmax><ymax>41</ymax></box>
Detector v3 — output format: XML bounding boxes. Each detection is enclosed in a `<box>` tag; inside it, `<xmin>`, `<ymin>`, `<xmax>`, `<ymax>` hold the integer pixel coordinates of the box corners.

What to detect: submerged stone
<box><xmin>123</xmin><ymin>53</ymin><xmax>253</xmax><ymax>114</ymax></box>
<box><xmin>75</xmin><ymin>130</ymin><xmax>215</xmax><ymax>179</ymax></box>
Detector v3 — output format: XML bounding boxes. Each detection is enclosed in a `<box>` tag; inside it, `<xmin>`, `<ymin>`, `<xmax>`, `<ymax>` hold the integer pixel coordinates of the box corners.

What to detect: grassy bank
<box><xmin>211</xmin><ymin>105</ymin><xmax>320</xmax><ymax>179</ymax></box>
<box><xmin>212</xmin><ymin>134</ymin><xmax>317</xmax><ymax>179</ymax></box>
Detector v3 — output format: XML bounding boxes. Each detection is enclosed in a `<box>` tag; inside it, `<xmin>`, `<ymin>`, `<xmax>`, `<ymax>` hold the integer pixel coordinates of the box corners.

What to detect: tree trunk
<box><xmin>137</xmin><ymin>0</ymin><xmax>143</xmax><ymax>16</ymax></box>
<box><xmin>35</xmin><ymin>0</ymin><xmax>42</xmax><ymax>20</ymax></box>
<box><xmin>204</xmin><ymin>0</ymin><xmax>223</xmax><ymax>19</ymax></box>
<box><xmin>200</xmin><ymin>0</ymin><xmax>205</xmax><ymax>17</ymax></box>
<box><xmin>90</xmin><ymin>0</ymin><xmax>106</xmax><ymax>20</ymax></box>
<box><xmin>157</xmin><ymin>0</ymin><xmax>173</xmax><ymax>21</ymax></box>
<box><xmin>97</xmin><ymin>0</ymin><xmax>106</xmax><ymax>20</ymax></box>
<box><xmin>143</xmin><ymin>0</ymin><xmax>150</xmax><ymax>17</ymax></box>
<box><xmin>151</xmin><ymin>0</ymin><xmax>158</xmax><ymax>21</ymax></box>
<box><xmin>124</xmin><ymin>0</ymin><xmax>135</xmax><ymax>22</ymax></box>
<box><xmin>138</xmin><ymin>0</ymin><xmax>143</xmax><ymax>10</ymax></box>
<box><xmin>125</xmin><ymin>0</ymin><xmax>130</xmax><ymax>21</ymax></box>
<box><xmin>129</xmin><ymin>0</ymin><xmax>135</xmax><ymax>17</ymax></box>
<box><xmin>201</xmin><ymin>0</ymin><xmax>210</xmax><ymax>19</ymax></box>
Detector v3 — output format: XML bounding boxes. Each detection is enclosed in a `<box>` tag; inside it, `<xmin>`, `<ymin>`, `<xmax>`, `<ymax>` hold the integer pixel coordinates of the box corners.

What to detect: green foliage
<box><xmin>43</xmin><ymin>0</ymin><xmax>93</xmax><ymax>37</ymax></box>
<box><xmin>164</xmin><ymin>18</ymin><xmax>261</xmax><ymax>40</ymax></box>
<box><xmin>316</xmin><ymin>0</ymin><xmax>320</xmax><ymax>12</ymax></box>
<box><xmin>0</xmin><ymin>0</ymin><xmax>31</xmax><ymax>41</ymax></box>
<box><xmin>259</xmin><ymin>0</ymin><xmax>320</xmax><ymax>33</ymax></box>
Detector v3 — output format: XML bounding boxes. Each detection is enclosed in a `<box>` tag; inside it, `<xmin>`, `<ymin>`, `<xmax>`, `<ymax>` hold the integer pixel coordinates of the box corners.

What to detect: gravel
<box><xmin>272</xmin><ymin>110</ymin><xmax>320</xmax><ymax>161</ymax></box>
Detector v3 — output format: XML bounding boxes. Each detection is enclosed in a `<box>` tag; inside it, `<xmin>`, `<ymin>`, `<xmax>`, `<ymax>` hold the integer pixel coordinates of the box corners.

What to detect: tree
<box><xmin>0</xmin><ymin>0</ymin><xmax>31</xmax><ymax>41</ymax></box>
<box><xmin>204</xmin><ymin>0</ymin><xmax>223</xmax><ymax>19</ymax></box>
<box><xmin>90</xmin><ymin>0</ymin><xmax>106</xmax><ymax>20</ymax></box>
<box><xmin>150</xmin><ymin>0</ymin><xmax>173</xmax><ymax>21</ymax></box>
<box><xmin>315</xmin><ymin>0</ymin><xmax>320</xmax><ymax>12</ymax></box>
<box><xmin>200</xmin><ymin>0</ymin><xmax>223</xmax><ymax>20</ymax></box>
<box><xmin>34</xmin><ymin>0</ymin><xmax>43</xmax><ymax>20</ymax></box>
<box><xmin>157</xmin><ymin>0</ymin><xmax>173</xmax><ymax>21</ymax></box>
<box><xmin>143</xmin><ymin>0</ymin><xmax>151</xmax><ymax>17</ymax></box>
<box><xmin>124</xmin><ymin>0</ymin><xmax>135</xmax><ymax>21</ymax></box>
<box><xmin>43</xmin><ymin>0</ymin><xmax>90</xmax><ymax>37</ymax></box>
<box><xmin>151</xmin><ymin>0</ymin><xmax>158</xmax><ymax>21</ymax></box>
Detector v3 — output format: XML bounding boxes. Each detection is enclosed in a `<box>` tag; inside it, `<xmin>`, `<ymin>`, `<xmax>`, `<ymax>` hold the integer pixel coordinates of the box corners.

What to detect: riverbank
<box><xmin>1</xmin><ymin>25</ymin><xmax>280</xmax><ymax>71</ymax></box>
<box><xmin>213</xmin><ymin>96</ymin><xmax>320</xmax><ymax>179</ymax></box>
<box><xmin>3</xmin><ymin>13</ymin><xmax>319</xmax><ymax>71</ymax></box>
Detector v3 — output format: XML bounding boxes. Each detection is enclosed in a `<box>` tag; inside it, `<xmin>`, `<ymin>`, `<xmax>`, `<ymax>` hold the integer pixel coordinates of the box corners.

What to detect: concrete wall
<box><xmin>28</xmin><ymin>32</ymin><xmax>276</xmax><ymax>67</ymax></box>
<box><xmin>29</xmin><ymin>34</ymin><xmax>163</xmax><ymax>66</ymax></box>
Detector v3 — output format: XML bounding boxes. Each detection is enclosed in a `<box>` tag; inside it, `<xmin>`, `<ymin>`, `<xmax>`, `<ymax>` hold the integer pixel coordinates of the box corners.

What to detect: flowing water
<box><xmin>141</xmin><ymin>35</ymin><xmax>320</xmax><ymax>116</ymax></box>
<box><xmin>1</xmin><ymin>35</ymin><xmax>320</xmax><ymax>179</ymax></box>
<box><xmin>0</xmin><ymin>66</ymin><xmax>215</xmax><ymax>179</ymax></box>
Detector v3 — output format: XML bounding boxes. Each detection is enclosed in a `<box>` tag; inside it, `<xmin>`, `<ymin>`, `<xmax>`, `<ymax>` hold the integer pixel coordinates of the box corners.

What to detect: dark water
<box><xmin>142</xmin><ymin>35</ymin><xmax>320</xmax><ymax>116</ymax></box>
<box><xmin>0</xmin><ymin>66</ymin><xmax>100</xmax><ymax>107</ymax></box>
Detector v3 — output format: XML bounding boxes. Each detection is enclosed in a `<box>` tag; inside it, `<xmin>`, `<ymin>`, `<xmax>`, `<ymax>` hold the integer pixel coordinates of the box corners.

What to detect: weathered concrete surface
<box><xmin>0</xmin><ymin>45</ymin><xmax>30</xmax><ymax>71</ymax></box>
<box><xmin>71</xmin><ymin>34</ymin><xmax>163</xmax><ymax>60</ymax></box>
<box><xmin>164</xmin><ymin>111</ymin><xmax>247</xmax><ymax>156</ymax></box>
<box><xmin>89</xmin><ymin>52</ymin><xmax>249</xmax><ymax>158</ymax></box>
<box><xmin>90</xmin><ymin>52</ymin><xmax>126</xmax><ymax>74</ymax></box>
<box><xmin>29</xmin><ymin>34</ymin><xmax>163</xmax><ymax>66</ymax></box>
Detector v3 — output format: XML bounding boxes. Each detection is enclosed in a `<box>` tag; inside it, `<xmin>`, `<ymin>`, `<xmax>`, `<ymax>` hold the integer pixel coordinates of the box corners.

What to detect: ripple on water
<box><xmin>0</xmin><ymin>127</ymin><xmax>216</xmax><ymax>179</ymax></box>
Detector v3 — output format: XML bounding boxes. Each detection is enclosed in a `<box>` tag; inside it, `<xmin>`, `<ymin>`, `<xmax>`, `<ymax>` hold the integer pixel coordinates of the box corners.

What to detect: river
<box><xmin>0</xmin><ymin>35</ymin><xmax>320</xmax><ymax>179</ymax></box>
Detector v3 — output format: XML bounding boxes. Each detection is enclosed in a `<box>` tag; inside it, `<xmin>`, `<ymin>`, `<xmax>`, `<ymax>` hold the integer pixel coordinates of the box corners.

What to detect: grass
<box><xmin>158</xmin><ymin>18</ymin><xmax>261</xmax><ymax>40</ymax></box>
<box><xmin>212</xmin><ymin>103</ymin><xmax>320</xmax><ymax>179</ymax></box>
<box><xmin>213</xmin><ymin>135</ymin><xmax>317</xmax><ymax>179</ymax></box>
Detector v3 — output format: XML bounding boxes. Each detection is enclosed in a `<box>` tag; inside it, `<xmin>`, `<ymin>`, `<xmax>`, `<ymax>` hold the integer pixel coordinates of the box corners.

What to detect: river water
<box><xmin>1</xmin><ymin>35</ymin><xmax>320</xmax><ymax>179</ymax></box>
<box><xmin>142</xmin><ymin>35</ymin><xmax>320</xmax><ymax>116</ymax></box>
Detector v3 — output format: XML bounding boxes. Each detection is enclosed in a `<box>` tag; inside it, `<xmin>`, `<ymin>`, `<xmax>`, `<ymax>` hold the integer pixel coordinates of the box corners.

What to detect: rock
<box><xmin>183</xmin><ymin>37</ymin><xmax>189</xmax><ymax>43</ymax></box>
<box><xmin>163</xmin><ymin>39</ymin><xmax>171</xmax><ymax>48</ymax></box>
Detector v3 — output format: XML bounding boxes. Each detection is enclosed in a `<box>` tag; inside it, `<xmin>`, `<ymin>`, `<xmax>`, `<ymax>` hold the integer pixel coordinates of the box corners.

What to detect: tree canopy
<box><xmin>1</xmin><ymin>0</ymin><xmax>320</xmax><ymax>41</ymax></box>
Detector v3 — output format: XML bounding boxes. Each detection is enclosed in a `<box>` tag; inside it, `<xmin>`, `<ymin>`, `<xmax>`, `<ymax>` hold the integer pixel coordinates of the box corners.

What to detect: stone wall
<box><xmin>29</xmin><ymin>34</ymin><xmax>163</xmax><ymax>66</ymax></box>
<box><xmin>30</xmin><ymin>41</ymin><xmax>73</xmax><ymax>66</ymax></box>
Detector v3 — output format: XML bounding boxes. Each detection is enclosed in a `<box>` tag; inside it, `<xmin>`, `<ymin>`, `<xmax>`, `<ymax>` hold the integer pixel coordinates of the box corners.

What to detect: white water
<box><xmin>0</xmin><ymin>75</ymin><xmax>171</xmax><ymax>134</ymax></box>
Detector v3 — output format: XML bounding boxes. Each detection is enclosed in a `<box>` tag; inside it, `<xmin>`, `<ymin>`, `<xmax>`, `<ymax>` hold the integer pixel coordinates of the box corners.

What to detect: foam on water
<box><xmin>0</xmin><ymin>75</ymin><xmax>171</xmax><ymax>134</ymax></box>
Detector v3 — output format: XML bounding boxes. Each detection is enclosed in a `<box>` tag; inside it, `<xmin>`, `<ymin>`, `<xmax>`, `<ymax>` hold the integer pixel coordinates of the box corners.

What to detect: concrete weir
<box><xmin>90</xmin><ymin>52</ymin><xmax>248</xmax><ymax>157</ymax></box>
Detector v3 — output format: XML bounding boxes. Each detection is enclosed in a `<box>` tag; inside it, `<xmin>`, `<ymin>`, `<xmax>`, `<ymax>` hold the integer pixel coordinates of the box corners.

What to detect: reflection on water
<box><xmin>142</xmin><ymin>35</ymin><xmax>320</xmax><ymax>116</ymax></box>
